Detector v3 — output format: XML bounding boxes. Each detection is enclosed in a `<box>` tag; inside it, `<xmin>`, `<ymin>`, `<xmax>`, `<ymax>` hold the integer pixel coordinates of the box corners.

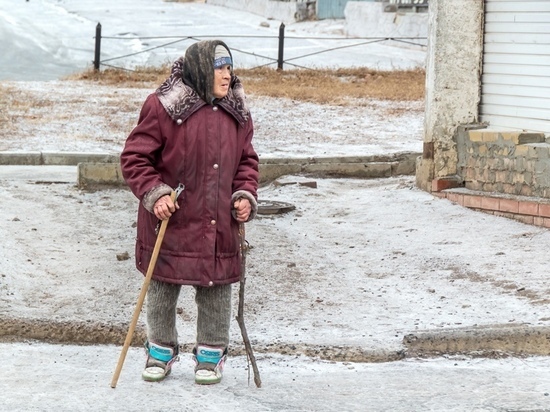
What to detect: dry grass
<box><xmin>71</xmin><ymin>66</ymin><xmax>425</xmax><ymax>104</ymax></box>
<box><xmin>0</xmin><ymin>65</ymin><xmax>424</xmax><ymax>134</ymax></box>
<box><xmin>0</xmin><ymin>64</ymin><xmax>425</xmax><ymax>151</ymax></box>
<box><xmin>0</xmin><ymin>84</ymin><xmax>56</xmax><ymax>130</ymax></box>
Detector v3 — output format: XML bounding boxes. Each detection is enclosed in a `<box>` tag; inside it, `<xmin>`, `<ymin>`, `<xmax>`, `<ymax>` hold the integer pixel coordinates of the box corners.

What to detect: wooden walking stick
<box><xmin>236</xmin><ymin>222</ymin><xmax>262</xmax><ymax>388</ymax></box>
<box><xmin>110</xmin><ymin>189</ymin><xmax>179</xmax><ymax>389</ymax></box>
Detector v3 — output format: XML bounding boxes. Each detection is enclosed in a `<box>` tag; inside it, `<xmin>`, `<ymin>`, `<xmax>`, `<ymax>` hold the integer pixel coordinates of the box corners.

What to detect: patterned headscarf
<box><xmin>155</xmin><ymin>40</ymin><xmax>249</xmax><ymax>126</ymax></box>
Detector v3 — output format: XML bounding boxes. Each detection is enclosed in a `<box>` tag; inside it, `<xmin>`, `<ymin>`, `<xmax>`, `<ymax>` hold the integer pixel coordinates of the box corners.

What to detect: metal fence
<box><xmin>93</xmin><ymin>22</ymin><xmax>427</xmax><ymax>72</ymax></box>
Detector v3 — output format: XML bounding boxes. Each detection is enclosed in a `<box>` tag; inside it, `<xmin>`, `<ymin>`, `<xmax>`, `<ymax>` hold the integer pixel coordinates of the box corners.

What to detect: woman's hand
<box><xmin>233</xmin><ymin>198</ymin><xmax>251</xmax><ymax>222</ymax></box>
<box><xmin>153</xmin><ymin>194</ymin><xmax>179</xmax><ymax>220</ymax></box>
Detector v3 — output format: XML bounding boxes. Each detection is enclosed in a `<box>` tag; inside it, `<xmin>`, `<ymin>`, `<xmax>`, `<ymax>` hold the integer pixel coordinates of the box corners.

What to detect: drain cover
<box><xmin>257</xmin><ymin>200</ymin><xmax>295</xmax><ymax>215</ymax></box>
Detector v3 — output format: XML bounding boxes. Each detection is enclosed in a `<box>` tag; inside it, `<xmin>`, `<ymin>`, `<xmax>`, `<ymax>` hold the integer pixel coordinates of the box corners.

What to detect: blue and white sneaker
<box><xmin>193</xmin><ymin>345</ymin><xmax>227</xmax><ymax>385</ymax></box>
<box><xmin>142</xmin><ymin>341</ymin><xmax>179</xmax><ymax>382</ymax></box>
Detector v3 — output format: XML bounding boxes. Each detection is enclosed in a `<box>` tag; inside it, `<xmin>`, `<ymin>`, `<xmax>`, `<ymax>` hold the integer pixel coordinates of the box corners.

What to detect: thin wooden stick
<box><xmin>110</xmin><ymin>191</ymin><xmax>176</xmax><ymax>389</ymax></box>
<box><xmin>236</xmin><ymin>223</ymin><xmax>262</xmax><ymax>388</ymax></box>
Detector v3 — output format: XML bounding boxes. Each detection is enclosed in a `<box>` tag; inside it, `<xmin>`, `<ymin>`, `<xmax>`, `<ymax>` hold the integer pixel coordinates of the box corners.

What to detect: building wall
<box><xmin>345</xmin><ymin>1</ymin><xmax>428</xmax><ymax>42</ymax></box>
<box><xmin>415</xmin><ymin>0</ymin><xmax>484</xmax><ymax>191</ymax></box>
<box><xmin>480</xmin><ymin>0</ymin><xmax>550</xmax><ymax>133</ymax></box>
<box><xmin>205</xmin><ymin>0</ymin><xmax>313</xmax><ymax>23</ymax></box>
<box><xmin>420</xmin><ymin>0</ymin><xmax>550</xmax><ymax>205</ymax></box>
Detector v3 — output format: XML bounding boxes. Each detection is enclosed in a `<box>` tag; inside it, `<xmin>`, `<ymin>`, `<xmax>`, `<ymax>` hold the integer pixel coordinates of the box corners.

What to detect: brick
<box><xmin>535</xmin><ymin>145</ymin><xmax>550</xmax><ymax>160</ymax></box>
<box><xmin>463</xmin><ymin>194</ymin><xmax>482</xmax><ymax>208</ymax></box>
<box><xmin>503</xmin><ymin>158</ymin><xmax>515</xmax><ymax>170</ymax></box>
<box><xmin>478</xmin><ymin>144</ymin><xmax>488</xmax><ymax>155</ymax></box>
<box><xmin>519</xmin><ymin>133</ymin><xmax>545</xmax><ymax>144</ymax></box>
<box><xmin>500</xmin><ymin>132</ymin><xmax>521</xmax><ymax>144</ymax></box>
<box><xmin>518</xmin><ymin>201</ymin><xmax>539</xmax><ymax>216</ymax></box>
<box><xmin>469</xmin><ymin>181</ymin><xmax>483</xmax><ymax>191</ymax></box>
<box><xmin>486</xmin><ymin>158</ymin><xmax>498</xmax><ymax>170</ymax></box>
<box><xmin>499</xmin><ymin>199</ymin><xmax>519</xmax><ymax>214</ymax></box>
<box><xmin>538</xmin><ymin>203</ymin><xmax>550</xmax><ymax>218</ymax></box>
<box><xmin>480</xmin><ymin>196</ymin><xmax>500</xmax><ymax>211</ymax></box>
<box><xmin>515</xmin><ymin>215</ymin><xmax>535</xmax><ymax>225</ymax></box>
<box><xmin>446</xmin><ymin>193</ymin><xmax>463</xmax><ymax>204</ymax></box>
<box><xmin>511</xmin><ymin>174</ymin><xmax>525</xmax><ymax>184</ymax></box>
<box><xmin>431</xmin><ymin>177</ymin><xmax>461</xmax><ymax>192</ymax></box>
<box><xmin>540</xmin><ymin>217</ymin><xmax>550</xmax><ymax>229</ymax></box>
<box><xmin>468</xmin><ymin>130</ymin><xmax>484</xmax><ymax>142</ymax></box>
<box><xmin>519</xmin><ymin>184</ymin><xmax>533</xmax><ymax>197</ymax></box>
<box><xmin>483</xmin><ymin>182</ymin><xmax>497</xmax><ymax>192</ymax></box>
<box><xmin>502</xmin><ymin>183</ymin><xmax>516</xmax><ymax>195</ymax></box>
<box><xmin>495</xmin><ymin>171</ymin><xmax>507</xmax><ymax>182</ymax></box>
<box><xmin>514</xmin><ymin>145</ymin><xmax>529</xmax><ymax>156</ymax></box>
<box><xmin>481</xmin><ymin>131</ymin><xmax>500</xmax><ymax>142</ymax></box>
<box><xmin>533</xmin><ymin>216</ymin><xmax>550</xmax><ymax>228</ymax></box>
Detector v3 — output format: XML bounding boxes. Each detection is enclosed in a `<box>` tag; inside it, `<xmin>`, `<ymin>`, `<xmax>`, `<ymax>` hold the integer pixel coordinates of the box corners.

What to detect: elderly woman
<box><xmin>120</xmin><ymin>40</ymin><xmax>259</xmax><ymax>385</ymax></box>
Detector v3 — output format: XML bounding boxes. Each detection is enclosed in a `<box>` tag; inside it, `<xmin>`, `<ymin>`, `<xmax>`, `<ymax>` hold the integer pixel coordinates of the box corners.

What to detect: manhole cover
<box><xmin>257</xmin><ymin>199</ymin><xmax>295</xmax><ymax>215</ymax></box>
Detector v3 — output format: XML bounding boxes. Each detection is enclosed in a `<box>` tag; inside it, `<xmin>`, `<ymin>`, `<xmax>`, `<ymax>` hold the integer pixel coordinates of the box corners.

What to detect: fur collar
<box><xmin>155</xmin><ymin>55</ymin><xmax>250</xmax><ymax>127</ymax></box>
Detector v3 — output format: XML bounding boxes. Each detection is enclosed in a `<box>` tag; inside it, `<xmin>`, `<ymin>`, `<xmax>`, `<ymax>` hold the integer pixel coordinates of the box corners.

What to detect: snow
<box><xmin>0</xmin><ymin>80</ymin><xmax>425</xmax><ymax>157</ymax></box>
<box><xmin>2</xmin><ymin>1</ymin><xmax>550</xmax><ymax>411</ymax></box>
<box><xmin>0</xmin><ymin>0</ymin><xmax>426</xmax><ymax>81</ymax></box>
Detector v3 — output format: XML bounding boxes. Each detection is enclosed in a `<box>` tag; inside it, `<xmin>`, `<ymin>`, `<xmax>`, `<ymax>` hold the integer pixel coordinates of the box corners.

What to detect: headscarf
<box><xmin>155</xmin><ymin>40</ymin><xmax>249</xmax><ymax>126</ymax></box>
<box><xmin>181</xmin><ymin>40</ymin><xmax>233</xmax><ymax>104</ymax></box>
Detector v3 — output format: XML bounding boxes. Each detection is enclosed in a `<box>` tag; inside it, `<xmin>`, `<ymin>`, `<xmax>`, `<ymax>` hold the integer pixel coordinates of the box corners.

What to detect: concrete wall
<box><xmin>75</xmin><ymin>152</ymin><xmax>420</xmax><ymax>188</ymax></box>
<box><xmin>206</xmin><ymin>0</ymin><xmax>312</xmax><ymax>23</ymax></box>
<box><xmin>415</xmin><ymin>0</ymin><xmax>484</xmax><ymax>192</ymax></box>
<box><xmin>207</xmin><ymin>0</ymin><xmax>428</xmax><ymax>34</ymax></box>
<box><xmin>344</xmin><ymin>2</ymin><xmax>428</xmax><ymax>43</ymax></box>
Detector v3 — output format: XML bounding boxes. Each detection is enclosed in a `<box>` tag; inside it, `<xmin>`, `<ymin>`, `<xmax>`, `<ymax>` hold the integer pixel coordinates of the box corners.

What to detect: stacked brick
<box><xmin>459</xmin><ymin>130</ymin><xmax>550</xmax><ymax>198</ymax></box>
<box><xmin>436</xmin><ymin>129</ymin><xmax>550</xmax><ymax>228</ymax></box>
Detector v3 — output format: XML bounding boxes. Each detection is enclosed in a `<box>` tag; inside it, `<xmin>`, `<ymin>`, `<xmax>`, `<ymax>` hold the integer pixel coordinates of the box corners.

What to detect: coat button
<box><xmin>213</xmin><ymin>164</ymin><xmax>219</xmax><ymax>169</ymax></box>
<box><xmin>210</xmin><ymin>219</ymin><xmax>216</xmax><ymax>225</ymax></box>
<box><xmin>212</xmin><ymin>106</ymin><xmax>218</xmax><ymax>112</ymax></box>
<box><xmin>208</xmin><ymin>281</ymin><xmax>214</xmax><ymax>287</ymax></box>
<box><xmin>176</xmin><ymin>118</ymin><xmax>182</xmax><ymax>125</ymax></box>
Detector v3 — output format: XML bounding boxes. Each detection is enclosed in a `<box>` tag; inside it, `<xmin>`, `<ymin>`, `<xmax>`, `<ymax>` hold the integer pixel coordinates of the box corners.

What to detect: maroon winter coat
<box><xmin>120</xmin><ymin>91</ymin><xmax>259</xmax><ymax>287</ymax></box>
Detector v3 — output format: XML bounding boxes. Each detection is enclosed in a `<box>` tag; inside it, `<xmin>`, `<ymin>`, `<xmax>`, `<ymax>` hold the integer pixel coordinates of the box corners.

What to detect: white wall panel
<box><xmin>481</xmin><ymin>0</ymin><xmax>550</xmax><ymax>133</ymax></box>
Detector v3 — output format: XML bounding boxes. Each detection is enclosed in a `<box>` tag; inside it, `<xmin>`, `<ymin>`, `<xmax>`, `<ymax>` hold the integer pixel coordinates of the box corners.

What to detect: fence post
<box><xmin>94</xmin><ymin>22</ymin><xmax>102</xmax><ymax>71</ymax></box>
<box><xmin>277</xmin><ymin>22</ymin><xmax>285</xmax><ymax>71</ymax></box>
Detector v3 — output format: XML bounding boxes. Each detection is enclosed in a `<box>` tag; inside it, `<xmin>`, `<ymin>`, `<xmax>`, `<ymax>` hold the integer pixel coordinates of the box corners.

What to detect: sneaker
<box><xmin>193</xmin><ymin>345</ymin><xmax>227</xmax><ymax>385</ymax></box>
<box><xmin>142</xmin><ymin>341</ymin><xmax>179</xmax><ymax>382</ymax></box>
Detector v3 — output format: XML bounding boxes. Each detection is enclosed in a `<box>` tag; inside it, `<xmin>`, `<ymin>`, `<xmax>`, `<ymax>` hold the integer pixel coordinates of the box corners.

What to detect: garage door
<box><xmin>481</xmin><ymin>0</ymin><xmax>550</xmax><ymax>133</ymax></box>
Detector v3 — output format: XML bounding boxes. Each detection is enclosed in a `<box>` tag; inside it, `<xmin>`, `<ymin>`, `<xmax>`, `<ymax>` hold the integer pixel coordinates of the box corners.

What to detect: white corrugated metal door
<box><xmin>481</xmin><ymin>0</ymin><xmax>550</xmax><ymax>133</ymax></box>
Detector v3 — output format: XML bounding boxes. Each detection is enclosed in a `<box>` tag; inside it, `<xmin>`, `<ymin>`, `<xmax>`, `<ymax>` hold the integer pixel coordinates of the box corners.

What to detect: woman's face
<box><xmin>212</xmin><ymin>65</ymin><xmax>232</xmax><ymax>99</ymax></box>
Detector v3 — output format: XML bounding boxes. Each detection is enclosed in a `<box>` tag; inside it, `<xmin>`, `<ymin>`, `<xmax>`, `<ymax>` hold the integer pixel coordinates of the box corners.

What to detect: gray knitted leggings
<box><xmin>146</xmin><ymin>278</ymin><xmax>232</xmax><ymax>348</ymax></box>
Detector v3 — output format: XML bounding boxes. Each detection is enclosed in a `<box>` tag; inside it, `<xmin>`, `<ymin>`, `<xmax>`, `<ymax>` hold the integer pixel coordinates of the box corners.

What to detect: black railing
<box><xmin>93</xmin><ymin>22</ymin><xmax>427</xmax><ymax>72</ymax></box>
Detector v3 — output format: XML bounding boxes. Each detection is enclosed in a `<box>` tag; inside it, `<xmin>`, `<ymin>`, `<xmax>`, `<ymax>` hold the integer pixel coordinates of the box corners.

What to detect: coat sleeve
<box><xmin>231</xmin><ymin>117</ymin><xmax>259</xmax><ymax>220</ymax></box>
<box><xmin>120</xmin><ymin>94</ymin><xmax>172</xmax><ymax>212</ymax></box>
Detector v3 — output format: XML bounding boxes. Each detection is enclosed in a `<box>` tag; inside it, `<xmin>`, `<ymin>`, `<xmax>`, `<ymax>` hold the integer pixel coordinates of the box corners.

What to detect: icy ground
<box><xmin>2</xmin><ymin>1</ymin><xmax>550</xmax><ymax>411</ymax></box>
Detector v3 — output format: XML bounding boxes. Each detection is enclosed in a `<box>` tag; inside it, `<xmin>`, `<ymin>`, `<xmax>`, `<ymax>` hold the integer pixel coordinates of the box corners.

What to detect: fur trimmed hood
<box><xmin>155</xmin><ymin>40</ymin><xmax>249</xmax><ymax>127</ymax></box>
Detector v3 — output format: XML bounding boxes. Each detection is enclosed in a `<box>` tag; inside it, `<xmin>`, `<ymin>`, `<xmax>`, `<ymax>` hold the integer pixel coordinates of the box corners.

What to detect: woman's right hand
<box><xmin>153</xmin><ymin>194</ymin><xmax>179</xmax><ymax>220</ymax></box>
